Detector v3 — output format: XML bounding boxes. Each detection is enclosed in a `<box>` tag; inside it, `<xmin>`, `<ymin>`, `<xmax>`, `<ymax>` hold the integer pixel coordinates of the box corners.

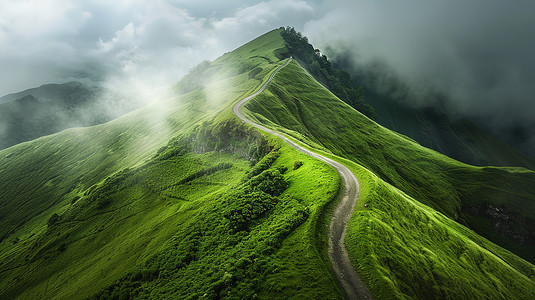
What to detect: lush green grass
<box><xmin>245</xmin><ymin>60</ymin><xmax>535</xmax><ymax>255</ymax></box>
<box><xmin>244</xmin><ymin>59</ymin><xmax>535</xmax><ymax>298</ymax></box>
<box><xmin>82</xmin><ymin>133</ymin><xmax>343</xmax><ymax>299</ymax></box>
<box><xmin>1</xmin><ymin>150</ymin><xmax>249</xmax><ymax>299</ymax></box>
<box><xmin>345</xmin><ymin>163</ymin><xmax>535</xmax><ymax>299</ymax></box>
<box><xmin>2</xmin><ymin>27</ymin><xmax>535</xmax><ymax>300</ymax></box>
<box><xmin>0</xmin><ymin>29</ymin><xmax>345</xmax><ymax>299</ymax></box>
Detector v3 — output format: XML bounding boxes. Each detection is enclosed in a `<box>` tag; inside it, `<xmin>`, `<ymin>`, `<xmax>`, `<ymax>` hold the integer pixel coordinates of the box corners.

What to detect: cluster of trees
<box><xmin>224</xmin><ymin>188</ymin><xmax>278</xmax><ymax>233</ymax></box>
<box><xmin>225</xmin><ymin>168</ymin><xmax>287</xmax><ymax>232</ymax></box>
<box><xmin>280</xmin><ymin>27</ymin><xmax>376</xmax><ymax>119</ymax></box>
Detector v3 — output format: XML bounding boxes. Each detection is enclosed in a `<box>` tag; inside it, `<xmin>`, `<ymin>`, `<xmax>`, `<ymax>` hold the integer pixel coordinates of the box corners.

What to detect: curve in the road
<box><xmin>233</xmin><ymin>58</ymin><xmax>373</xmax><ymax>300</ymax></box>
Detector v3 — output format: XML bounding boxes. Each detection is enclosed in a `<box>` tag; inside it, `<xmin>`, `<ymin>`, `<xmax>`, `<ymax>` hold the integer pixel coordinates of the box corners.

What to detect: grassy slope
<box><xmin>244</xmin><ymin>60</ymin><xmax>535</xmax><ymax>299</ymax></box>
<box><xmin>89</xmin><ymin>137</ymin><xmax>343</xmax><ymax>299</ymax></box>
<box><xmin>364</xmin><ymin>91</ymin><xmax>535</xmax><ymax>169</ymax></box>
<box><xmin>3</xmin><ymin>28</ymin><xmax>534</xmax><ymax>300</ymax></box>
<box><xmin>0</xmin><ymin>29</ymin><xmax>344</xmax><ymax>299</ymax></box>
<box><xmin>0</xmin><ymin>82</ymin><xmax>105</xmax><ymax>151</ymax></box>
<box><xmin>0</xmin><ymin>89</ymin><xmax>238</xmax><ymax>299</ymax></box>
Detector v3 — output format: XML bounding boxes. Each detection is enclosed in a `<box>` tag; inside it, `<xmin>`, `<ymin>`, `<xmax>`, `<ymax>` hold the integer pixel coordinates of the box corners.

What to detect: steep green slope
<box><xmin>2</xmin><ymin>27</ymin><xmax>535</xmax><ymax>300</ymax></box>
<box><xmin>362</xmin><ymin>89</ymin><xmax>535</xmax><ymax>169</ymax></box>
<box><xmin>0</xmin><ymin>29</ymin><xmax>345</xmax><ymax>299</ymax></box>
<box><xmin>86</xmin><ymin>135</ymin><xmax>343</xmax><ymax>299</ymax></box>
<box><xmin>281</xmin><ymin>26</ymin><xmax>535</xmax><ymax>170</ymax></box>
<box><xmin>244</xmin><ymin>60</ymin><xmax>535</xmax><ymax>298</ymax></box>
<box><xmin>346</xmin><ymin>166</ymin><xmax>535</xmax><ymax>299</ymax></box>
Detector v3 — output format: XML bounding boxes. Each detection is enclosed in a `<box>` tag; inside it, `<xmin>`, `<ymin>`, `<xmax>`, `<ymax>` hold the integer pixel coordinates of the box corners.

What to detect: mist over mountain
<box><xmin>0</xmin><ymin>82</ymin><xmax>143</xmax><ymax>150</ymax></box>
<box><xmin>1</xmin><ymin>29</ymin><xmax>534</xmax><ymax>299</ymax></box>
<box><xmin>1</xmin><ymin>3</ymin><xmax>535</xmax><ymax>295</ymax></box>
<box><xmin>1</xmin><ymin>0</ymin><xmax>533</xmax><ymax>159</ymax></box>
<box><xmin>302</xmin><ymin>1</ymin><xmax>535</xmax><ymax>157</ymax></box>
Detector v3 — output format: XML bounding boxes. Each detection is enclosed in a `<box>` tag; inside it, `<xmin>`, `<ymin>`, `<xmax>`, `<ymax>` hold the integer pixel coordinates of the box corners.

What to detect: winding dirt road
<box><xmin>233</xmin><ymin>58</ymin><xmax>372</xmax><ymax>299</ymax></box>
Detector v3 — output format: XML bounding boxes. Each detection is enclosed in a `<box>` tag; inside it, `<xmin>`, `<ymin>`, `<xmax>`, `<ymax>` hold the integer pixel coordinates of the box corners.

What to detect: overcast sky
<box><xmin>1</xmin><ymin>0</ymin><xmax>534</xmax><ymax>129</ymax></box>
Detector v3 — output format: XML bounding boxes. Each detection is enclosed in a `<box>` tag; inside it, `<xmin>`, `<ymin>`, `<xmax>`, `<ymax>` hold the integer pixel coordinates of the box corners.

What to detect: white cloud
<box><xmin>0</xmin><ymin>0</ymin><xmax>318</xmax><ymax>96</ymax></box>
<box><xmin>1</xmin><ymin>0</ymin><xmax>533</xmax><ymax>153</ymax></box>
<box><xmin>0</xmin><ymin>0</ymin><xmax>317</xmax><ymax>99</ymax></box>
<box><xmin>0</xmin><ymin>0</ymin><xmax>87</xmax><ymax>38</ymax></box>
<box><xmin>303</xmin><ymin>1</ymin><xmax>535</xmax><ymax>123</ymax></box>
<box><xmin>214</xmin><ymin>0</ymin><xmax>314</xmax><ymax>35</ymax></box>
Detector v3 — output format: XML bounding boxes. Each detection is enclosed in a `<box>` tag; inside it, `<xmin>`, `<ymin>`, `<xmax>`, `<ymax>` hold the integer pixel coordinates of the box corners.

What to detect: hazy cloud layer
<box><xmin>0</xmin><ymin>0</ymin><xmax>314</xmax><ymax>97</ymax></box>
<box><xmin>1</xmin><ymin>0</ymin><xmax>534</xmax><ymax>151</ymax></box>
<box><xmin>303</xmin><ymin>1</ymin><xmax>535</xmax><ymax>127</ymax></box>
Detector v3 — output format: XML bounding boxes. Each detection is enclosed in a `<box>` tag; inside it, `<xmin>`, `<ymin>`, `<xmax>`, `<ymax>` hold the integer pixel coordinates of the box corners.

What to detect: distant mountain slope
<box><xmin>361</xmin><ymin>87</ymin><xmax>535</xmax><ymax>170</ymax></box>
<box><xmin>0</xmin><ymin>81</ymin><xmax>93</xmax><ymax>104</ymax></box>
<box><xmin>279</xmin><ymin>27</ymin><xmax>535</xmax><ymax>170</ymax></box>
<box><xmin>0</xmin><ymin>82</ymin><xmax>140</xmax><ymax>151</ymax></box>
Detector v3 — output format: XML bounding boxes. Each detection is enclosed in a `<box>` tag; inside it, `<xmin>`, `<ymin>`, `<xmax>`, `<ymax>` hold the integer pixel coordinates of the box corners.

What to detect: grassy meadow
<box><xmin>0</xmin><ymin>29</ymin><xmax>344</xmax><ymax>299</ymax></box>
<box><xmin>1</xmin><ymin>27</ymin><xmax>534</xmax><ymax>300</ymax></box>
<box><xmin>244</xmin><ymin>59</ymin><xmax>535</xmax><ymax>299</ymax></box>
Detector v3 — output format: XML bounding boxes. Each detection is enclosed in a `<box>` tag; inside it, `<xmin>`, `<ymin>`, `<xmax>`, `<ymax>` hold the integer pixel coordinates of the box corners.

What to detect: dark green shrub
<box><xmin>58</xmin><ymin>243</ymin><xmax>66</xmax><ymax>252</ymax></box>
<box><xmin>95</xmin><ymin>197</ymin><xmax>112</xmax><ymax>210</ymax></box>
<box><xmin>47</xmin><ymin>213</ymin><xmax>60</xmax><ymax>227</ymax></box>
<box><xmin>246</xmin><ymin>150</ymin><xmax>280</xmax><ymax>179</ymax></box>
<box><xmin>274</xmin><ymin>47</ymin><xmax>290</xmax><ymax>60</ymax></box>
<box><xmin>248</xmin><ymin>67</ymin><xmax>262</xmax><ymax>79</ymax></box>
<box><xmin>247</xmin><ymin>169</ymin><xmax>287</xmax><ymax>197</ymax></box>
<box><xmin>71</xmin><ymin>196</ymin><xmax>80</xmax><ymax>204</ymax></box>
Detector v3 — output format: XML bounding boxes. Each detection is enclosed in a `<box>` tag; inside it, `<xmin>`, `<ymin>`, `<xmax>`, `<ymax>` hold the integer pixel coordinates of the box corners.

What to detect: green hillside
<box><xmin>0</xmin><ymin>29</ymin><xmax>343</xmax><ymax>299</ymax></box>
<box><xmin>280</xmin><ymin>26</ymin><xmax>535</xmax><ymax>170</ymax></box>
<box><xmin>1</xmin><ymin>28</ymin><xmax>534</xmax><ymax>300</ymax></box>
<box><xmin>362</xmin><ymin>89</ymin><xmax>535</xmax><ymax>170</ymax></box>
<box><xmin>243</xmin><ymin>59</ymin><xmax>535</xmax><ymax>298</ymax></box>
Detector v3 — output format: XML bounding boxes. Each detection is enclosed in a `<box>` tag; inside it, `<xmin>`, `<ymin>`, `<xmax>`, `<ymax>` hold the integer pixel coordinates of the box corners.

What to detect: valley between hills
<box><xmin>0</xmin><ymin>28</ymin><xmax>534</xmax><ymax>299</ymax></box>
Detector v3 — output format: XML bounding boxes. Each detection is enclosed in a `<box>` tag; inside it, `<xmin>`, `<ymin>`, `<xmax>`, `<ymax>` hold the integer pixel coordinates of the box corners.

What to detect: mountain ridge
<box><xmin>246</xmin><ymin>55</ymin><xmax>533</xmax><ymax>298</ymax></box>
<box><xmin>0</xmin><ymin>28</ymin><xmax>534</xmax><ymax>299</ymax></box>
<box><xmin>0</xmin><ymin>81</ymin><xmax>93</xmax><ymax>104</ymax></box>
<box><xmin>233</xmin><ymin>57</ymin><xmax>372</xmax><ymax>299</ymax></box>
